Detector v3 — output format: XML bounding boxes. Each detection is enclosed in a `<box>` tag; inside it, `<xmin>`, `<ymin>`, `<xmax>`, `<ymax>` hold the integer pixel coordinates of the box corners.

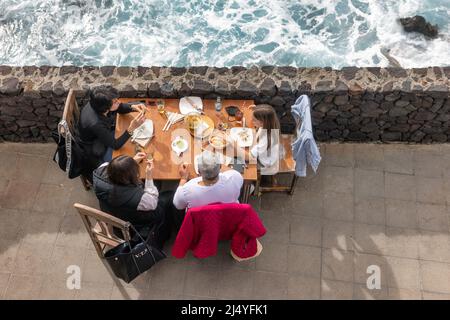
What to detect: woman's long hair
<box><xmin>107</xmin><ymin>155</ymin><xmax>141</xmax><ymax>186</ymax></box>
<box><xmin>253</xmin><ymin>104</ymin><xmax>280</xmax><ymax>150</ymax></box>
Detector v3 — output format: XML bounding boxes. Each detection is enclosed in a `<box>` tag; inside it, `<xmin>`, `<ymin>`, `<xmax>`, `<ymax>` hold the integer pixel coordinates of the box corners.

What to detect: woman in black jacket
<box><xmin>93</xmin><ymin>154</ymin><xmax>175</xmax><ymax>249</ymax></box>
<box><xmin>79</xmin><ymin>86</ymin><xmax>146</xmax><ymax>170</ymax></box>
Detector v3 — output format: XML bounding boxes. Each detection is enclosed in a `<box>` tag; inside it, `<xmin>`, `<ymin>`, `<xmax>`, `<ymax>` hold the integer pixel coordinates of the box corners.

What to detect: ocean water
<box><xmin>0</xmin><ymin>0</ymin><xmax>449</xmax><ymax>68</ymax></box>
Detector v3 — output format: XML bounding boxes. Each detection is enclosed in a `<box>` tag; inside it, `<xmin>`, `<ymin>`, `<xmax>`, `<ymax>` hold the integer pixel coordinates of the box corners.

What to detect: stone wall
<box><xmin>0</xmin><ymin>65</ymin><xmax>449</xmax><ymax>143</ymax></box>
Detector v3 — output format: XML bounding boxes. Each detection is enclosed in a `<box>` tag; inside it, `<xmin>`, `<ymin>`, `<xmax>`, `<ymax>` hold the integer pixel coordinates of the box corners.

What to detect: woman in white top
<box><xmin>236</xmin><ymin>104</ymin><xmax>282</xmax><ymax>175</ymax></box>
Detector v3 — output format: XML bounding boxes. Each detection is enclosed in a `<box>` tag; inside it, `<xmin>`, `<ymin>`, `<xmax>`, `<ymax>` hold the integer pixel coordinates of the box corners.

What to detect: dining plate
<box><xmin>179</xmin><ymin>96</ymin><xmax>203</xmax><ymax>115</ymax></box>
<box><xmin>171</xmin><ymin>136</ymin><xmax>189</xmax><ymax>155</ymax></box>
<box><xmin>229</xmin><ymin>127</ymin><xmax>254</xmax><ymax>148</ymax></box>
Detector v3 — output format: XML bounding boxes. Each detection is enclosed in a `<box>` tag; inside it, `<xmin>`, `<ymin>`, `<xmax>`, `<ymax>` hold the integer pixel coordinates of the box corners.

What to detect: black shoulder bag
<box><xmin>104</xmin><ymin>224</ymin><xmax>166</xmax><ymax>283</ymax></box>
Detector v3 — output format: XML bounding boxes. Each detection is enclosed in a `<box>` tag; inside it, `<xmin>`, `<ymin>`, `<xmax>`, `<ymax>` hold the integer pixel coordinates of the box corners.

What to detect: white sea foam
<box><xmin>0</xmin><ymin>0</ymin><xmax>448</xmax><ymax>68</ymax></box>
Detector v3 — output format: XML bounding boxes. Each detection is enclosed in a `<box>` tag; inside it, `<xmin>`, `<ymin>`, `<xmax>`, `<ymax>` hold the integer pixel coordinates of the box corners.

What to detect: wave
<box><xmin>0</xmin><ymin>0</ymin><xmax>449</xmax><ymax>68</ymax></box>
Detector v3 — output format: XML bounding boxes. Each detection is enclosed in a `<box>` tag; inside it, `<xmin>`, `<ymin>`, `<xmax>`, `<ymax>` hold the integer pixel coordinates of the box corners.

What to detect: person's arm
<box><xmin>93</xmin><ymin>122</ymin><xmax>131</xmax><ymax>150</ymax></box>
<box><xmin>137</xmin><ymin>159</ymin><xmax>159</xmax><ymax>211</ymax></box>
<box><xmin>173</xmin><ymin>163</ymin><xmax>190</xmax><ymax>210</ymax></box>
<box><xmin>117</xmin><ymin>103</ymin><xmax>133</xmax><ymax>114</ymax></box>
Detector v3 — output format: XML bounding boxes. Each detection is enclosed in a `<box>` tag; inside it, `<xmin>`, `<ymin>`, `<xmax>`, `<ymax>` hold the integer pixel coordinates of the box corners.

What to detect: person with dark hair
<box><xmin>92</xmin><ymin>153</ymin><xmax>175</xmax><ymax>249</ymax></box>
<box><xmin>79</xmin><ymin>85</ymin><xmax>146</xmax><ymax>172</ymax></box>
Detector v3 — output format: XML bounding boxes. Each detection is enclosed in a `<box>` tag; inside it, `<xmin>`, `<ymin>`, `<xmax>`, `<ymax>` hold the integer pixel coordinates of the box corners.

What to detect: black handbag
<box><xmin>104</xmin><ymin>225</ymin><xmax>166</xmax><ymax>283</ymax></box>
<box><xmin>52</xmin><ymin>121</ymin><xmax>86</xmax><ymax>179</ymax></box>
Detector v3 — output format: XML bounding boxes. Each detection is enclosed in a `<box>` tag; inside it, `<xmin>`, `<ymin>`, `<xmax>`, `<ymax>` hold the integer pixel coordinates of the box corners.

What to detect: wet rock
<box><xmin>60</xmin><ymin>66</ymin><xmax>79</xmax><ymax>75</ymax></box>
<box><xmin>277</xmin><ymin>66</ymin><xmax>297</xmax><ymax>77</ymax></box>
<box><xmin>100</xmin><ymin>66</ymin><xmax>115</xmax><ymax>77</ymax></box>
<box><xmin>231</xmin><ymin>66</ymin><xmax>246</xmax><ymax>75</ymax></box>
<box><xmin>278</xmin><ymin>81</ymin><xmax>292</xmax><ymax>96</ymax></box>
<box><xmin>259</xmin><ymin>78</ymin><xmax>276</xmax><ymax>96</ymax></box>
<box><xmin>0</xmin><ymin>78</ymin><xmax>21</xmax><ymax>95</ymax></box>
<box><xmin>170</xmin><ymin>67</ymin><xmax>186</xmax><ymax>76</ymax></box>
<box><xmin>137</xmin><ymin>66</ymin><xmax>150</xmax><ymax>77</ymax></box>
<box><xmin>179</xmin><ymin>82</ymin><xmax>191</xmax><ymax>96</ymax></box>
<box><xmin>160</xmin><ymin>82</ymin><xmax>175</xmax><ymax>96</ymax></box>
<box><xmin>147</xmin><ymin>82</ymin><xmax>161</xmax><ymax>97</ymax></box>
<box><xmin>0</xmin><ymin>66</ymin><xmax>12</xmax><ymax>75</ymax></box>
<box><xmin>334</xmin><ymin>95</ymin><xmax>349</xmax><ymax>106</ymax></box>
<box><xmin>261</xmin><ymin>66</ymin><xmax>275</xmax><ymax>75</ymax></box>
<box><xmin>335</xmin><ymin>81</ymin><xmax>348</xmax><ymax>94</ymax></box>
<box><xmin>399</xmin><ymin>15</ymin><xmax>438</xmax><ymax>38</ymax></box>
<box><xmin>366</xmin><ymin>67</ymin><xmax>381</xmax><ymax>77</ymax></box>
<box><xmin>192</xmin><ymin>79</ymin><xmax>213</xmax><ymax>95</ymax></box>
<box><xmin>236</xmin><ymin>80</ymin><xmax>258</xmax><ymax>97</ymax></box>
<box><xmin>214</xmin><ymin>80</ymin><xmax>230</xmax><ymax>96</ymax></box>
<box><xmin>151</xmin><ymin>67</ymin><xmax>161</xmax><ymax>77</ymax></box>
<box><xmin>427</xmin><ymin>84</ymin><xmax>448</xmax><ymax>99</ymax></box>
<box><xmin>117</xmin><ymin>67</ymin><xmax>131</xmax><ymax>77</ymax></box>
<box><xmin>386</xmin><ymin>68</ymin><xmax>407</xmax><ymax>78</ymax></box>
<box><xmin>315</xmin><ymin>81</ymin><xmax>333</xmax><ymax>92</ymax></box>
<box><xmin>341</xmin><ymin>67</ymin><xmax>358</xmax><ymax>80</ymax></box>
<box><xmin>213</xmin><ymin>67</ymin><xmax>229</xmax><ymax>75</ymax></box>
<box><xmin>23</xmin><ymin>66</ymin><xmax>38</xmax><ymax>76</ymax></box>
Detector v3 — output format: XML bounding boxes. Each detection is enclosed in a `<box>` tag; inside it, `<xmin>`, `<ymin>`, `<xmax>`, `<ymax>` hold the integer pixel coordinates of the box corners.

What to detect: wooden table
<box><xmin>113</xmin><ymin>98</ymin><xmax>257</xmax><ymax>203</ymax></box>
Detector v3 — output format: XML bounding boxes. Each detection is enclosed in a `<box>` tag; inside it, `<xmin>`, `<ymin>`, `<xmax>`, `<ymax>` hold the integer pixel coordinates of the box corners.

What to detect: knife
<box><xmin>185</xmin><ymin>97</ymin><xmax>204</xmax><ymax>114</ymax></box>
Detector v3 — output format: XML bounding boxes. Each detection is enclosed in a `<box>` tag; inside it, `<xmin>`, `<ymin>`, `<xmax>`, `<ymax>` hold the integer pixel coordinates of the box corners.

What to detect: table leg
<box><xmin>241</xmin><ymin>181</ymin><xmax>252</xmax><ymax>204</ymax></box>
<box><xmin>289</xmin><ymin>174</ymin><xmax>299</xmax><ymax>195</ymax></box>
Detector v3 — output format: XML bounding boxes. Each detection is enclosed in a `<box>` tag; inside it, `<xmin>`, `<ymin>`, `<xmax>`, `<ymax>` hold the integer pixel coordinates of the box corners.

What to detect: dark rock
<box><xmin>360</xmin><ymin>122</ymin><xmax>379</xmax><ymax>133</ymax></box>
<box><xmin>147</xmin><ymin>82</ymin><xmax>161</xmax><ymax>97</ymax></box>
<box><xmin>334</xmin><ymin>95</ymin><xmax>349</xmax><ymax>106</ymax></box>
<box><xmin>388</xmin><ymin>124</ymin><xmax>410</xmax><ymax>132</ymax></box>
<box><xmin>178</xmin><ymin>83</ymin><xmax>191</xmax><ymax>96</ymax></box>
<box><xmin>117</xmin><ymin>67</ymin><xmax>131</xmax><ymax>77</ymax></box>
<box><xmin>320</xmin><ymin>120</ymin><xmax>338</xmax><ymax>130</ymax></box>
<box><xmin>430</xmin><ymin>99</ymin><xmax>444</xmax><ymax>113</ymax></box>
<box><xmin>214</xmin><ymin>80</ymin><xmax>230</xmax><ymax>96</ymax></box>
<box><xmin>432</xmin><ymin>134</ymin><xmax>448</xmax><ymax>142</ymax></box>
<box><xmin>412</xmin><ymin>68</ymin><xmax>428</xmax><ymax>76</ymax></box>
<box><xmin>366</xmin><ymin>67</ymin><xmax>381</xmax><ymax>77</ymax></box>
<box><xmin>385</xmin><ymin>93</ymin><xmax>400</xmax><ymax>102</ymax></box>
<box><xmin>443</xmin><ymin>67</ymin><xmax>450</xmax><ymax>78</ymax></box>
<box><xmin>278</xmin><ymin>81</ymin><xmax>292</xmax><ymax>96</ymax></box>
<box><xmin>261</xmin><ymin>66</ymin><xmax>275</xmax><ymax>75</ymax></box>
<box><xmin>17</xmin><ymin>120</ymin><xmax>36</xmax><ymax>127</ymax></box>
<box><xmin>59</xmin><ymin>66</ymin><xmax>79</xmax><ymax>75</ymax></box>
<box><xmin>160</xmin><ymin>82</ymin><xmax>175</xmax><ymax>96</ymax></box>
<box><xmin>39</xmin><ymin>66</ymin><xmax>52</xmax><ymax>76</ymax></box>
<box><xmin>137</xmin><ymin>66</ymin><xmax>150</xmax><ymax>76</ymax></box>
<box><xmin>341</xmin><ymin>67</ymin><xmax>358</xmax><ymax>80</ymax></box>
<box><xmin>415</xmin><ymin>111</ymin><xmax>435</xmax><ymax>121</ymax></box>
<box><xmin>427</xmin><ymin>84</ymin><xmax>449</xmax><ymax>99</ymax></box>
<box><xmin>277</xmin><ymin>66</ymin><xmax>297</xmax><ymax>77</ymax></box>
<box><xmin>208</xmin><ymin>73</ymin><xmax>216</xmax><ymax>80</ymax></box>
<box><xmin>213</xmin><ymin>67</ymin><xmax>229</xmax><ymax>75</ymax></box>
<box><xmin>192</xmin><ymin>79</ymin><xmax>213</xmax><ymax>95</ymax></box>
<box><xmin>0</xmin><ymin>106</ymin><xmax>21</xmax><ymax>116</ymax></box>
<box><xmin>433</xmin><ymin>67</ymin><xmax>443</xmax><ymax>78</ymax></box>
<box><xmin>23</xmin><ymin>66</ymin><xmax>38</xmax><ymax>76</ymax></box>
<box><xmin>100</xmin><ymin>66</ymin><xmax>115</xmax><ymax>77</ymax></box>
<box><xmin>231</xmin><ymin>66</ymin><xmax>246</xmax><ymax>75</ymax></box>
<box><xmin>382</xmin><ymin>132</ymin><xmax>402</xmax><ymax>141</ymax></box>
<box><xmin>395</xmin><ymin>100</ymin><xmax>410</xmax><ymax>107</ymax></box>
<box><xmin>412</xmin><ymin>85</ymin><xmax>423</xmax><ymax>93</ymax></box>
<box><xmin>151</xmin><ymin>67</ymin><xmax>161</xmax><ymax>77</ymax></box>
<box><xmin>0</xmin><ymin>78</ymin><xmax>21</xmax><ymax>95</ymax></box>
<box><xmin>33</xmin><ymin>99</ymin><xmax>48</xmax><ymax>108</ymax></box>
<box><xmin>269</xmin><ymin>96</ymin><xmax>285</xmax><ymax>107</ymax></box>
<box><xmin>348</xmin><ymin>131</ymin><xmax>366</xmax><ymax>141</ymax></box>
<box><xmin>170</xmin><ymin>67</ymin><xmax>186</xmax><ymax>76</ymax></box>
<box><xmin>335</xmin><ymin>81</ymin><xmax>348</xmax><ymax>94</ymax></box>
<box><xmin>259</xmin><ymin>78</ymin><xmax>276</xmax><ymax>96</ymax></box>
<box><xmin>30</xmin><ymin>127</ymin><xmax>40</xmax><ymax>137</ymax></box>
<box><xmin>311</xmin><ymin>111</ymin><xmax>325</xmax><ymax>119</ymax></box>
<box><xmin>0</xmin><ymin>66</ymin><xmax>12</xmax><ymax>75</ymax></box>
<box><xmin>399</xmin><ymin>15</ymin><xmax>438</xmax><ymax>38</ymax></box>
<box><xmin>315</xmin><ymin>81</ymin><xmax>333</xmax><ymax>92</ymax></box>
<box><xmin>360</xmin><ymin>101</ymin><xmax>380</xmax><ymax>115</ymax></box>
<box><xmin>297</xmin><ymin>82</ymin><xmax>312</xmax><ymax>94</ymax></box>
<box><xmin>236</xmin><ymin>80</ymin><xmax>258</xmax><ymax>97</ymax></box>
<box><xmin>386</xmin><ymin>68</ymin><xmax>407</xmax><ymax>78</ymax></box>
<box><xmin>402</xmin><ymin>80</ymin><xmax>412</xmax><ymax>92</ymax></box>
<box><xmin>316</xmin><ymin>103</ymin><xmax>334</xmax><ymax>114</ymax></box>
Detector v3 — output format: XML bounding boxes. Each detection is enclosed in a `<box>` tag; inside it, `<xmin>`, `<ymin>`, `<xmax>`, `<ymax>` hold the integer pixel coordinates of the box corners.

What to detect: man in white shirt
<box><xmin>173</xmin><ymin>151</ymin><xmax>243</xmax><ymax>210</ymax></box>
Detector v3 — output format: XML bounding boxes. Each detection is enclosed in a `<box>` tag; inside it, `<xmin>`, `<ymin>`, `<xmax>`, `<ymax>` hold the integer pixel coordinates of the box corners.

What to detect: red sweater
<box><xmin>171</xmin><ymin>203</ymin><xmax>266</xmax><ymax>259</ymax></box>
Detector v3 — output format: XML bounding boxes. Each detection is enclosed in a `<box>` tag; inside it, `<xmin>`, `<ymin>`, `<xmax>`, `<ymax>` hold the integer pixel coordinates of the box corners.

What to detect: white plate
<box><xmin>179</xmin><ymin>96</ymin><xmax>203</xmax><ymax>115</ymax></box>
<box><xmin>171</xmin><ymin>136</ymin><xmax>189</xmax><ymax>154</ymax></box>
<box><xmin>230</xmin><ymin>127</ymin><xmax>254</xmax><ymax>148</ymax></box>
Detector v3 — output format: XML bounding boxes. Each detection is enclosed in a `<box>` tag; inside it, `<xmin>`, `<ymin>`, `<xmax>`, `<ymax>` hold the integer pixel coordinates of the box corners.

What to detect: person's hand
<box><xmin>145</xmin><ymin>159</ymin><xmax>154</xmax><ymax>180</ymax></box>
<box><xmin>110</xmin><ymin>100</ymin><xmax>120</xmax><ymax>112</ymax></box>
<box><xmin>179</xmin><ymin>163</ymin><xmax>190</xmax><ymax>180</ymax></box>
<box><xmin>133</xmin><ymin>152</ymin><xmax>146</xmax><ymax>163</ymax></box>
<box><xmin>128</xmin><ymin>112</ymin><xmax>146</xmax><ymax>133</ymax></box>
<box><xmin>131</xmin><ymin>104</ymin><xmax>146</xmax><ymax>113</ymax></box>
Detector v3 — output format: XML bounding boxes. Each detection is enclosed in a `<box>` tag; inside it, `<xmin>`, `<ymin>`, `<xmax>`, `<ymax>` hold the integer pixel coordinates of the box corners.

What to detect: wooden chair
<box><xmin>255</xmin><ymin>134</ymin><xmax>298</xmax><ymax>196</ymax></box>
<box><xmin>60</xmin><ymin>89</ymin><xmax>92</xmax><ymax>190</ymax></box>
<box><xmin>73</xmin><ymin>203</ymin><xmax>131</xmax><ymax>259</ymax></box>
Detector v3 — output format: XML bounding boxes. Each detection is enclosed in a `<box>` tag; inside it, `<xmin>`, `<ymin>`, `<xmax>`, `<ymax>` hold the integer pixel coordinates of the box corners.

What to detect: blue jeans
<box><xmin>103</xmin><ymin>147</ymin><xmax>113</xmax><ymax>163</ymax></box>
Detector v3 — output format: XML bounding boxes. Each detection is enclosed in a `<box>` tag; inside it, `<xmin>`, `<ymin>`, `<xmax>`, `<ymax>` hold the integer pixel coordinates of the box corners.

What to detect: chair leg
<box><xmin>80</xmin><ymin>175</ymin><xmax>92</xmax><ymax>191</ymax></box>
<box><xmin>289</xmin><ymin>174</ymin><xmax>299</xmax><ymax>195</ymax></box>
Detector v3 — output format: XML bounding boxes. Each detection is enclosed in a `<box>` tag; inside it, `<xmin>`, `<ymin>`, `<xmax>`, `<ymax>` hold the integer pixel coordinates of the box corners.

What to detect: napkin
<box><xmin>131</xmin><ymin>119</ymin><xmax>153</xmax><ymax>147</ymax></box>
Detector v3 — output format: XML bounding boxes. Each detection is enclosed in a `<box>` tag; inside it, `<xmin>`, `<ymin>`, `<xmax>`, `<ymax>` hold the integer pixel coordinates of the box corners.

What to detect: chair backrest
<box><xmin>73</xmin><ymin>203</ymin><xmax>131</xmax><ymax>259</ymax></box>
<box><xmin>279</xmin><ymin>134</ymin><xmax>296</xmax><ymax>173</ymax></box>
<box><xmin>60</xmin><ymin>89</ymin><xmax>80</xmax><ymax>137</ymax></box>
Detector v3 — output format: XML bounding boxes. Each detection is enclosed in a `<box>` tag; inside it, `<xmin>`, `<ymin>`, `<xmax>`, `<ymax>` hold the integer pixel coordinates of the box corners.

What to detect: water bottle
<box><xmin>215</xmin><ymin>96</ymin><xmax>222</xmax><ymax>112</ymax></box>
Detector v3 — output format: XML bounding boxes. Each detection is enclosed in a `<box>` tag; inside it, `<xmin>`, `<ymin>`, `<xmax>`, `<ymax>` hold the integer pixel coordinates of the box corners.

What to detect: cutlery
<box><xmin>185</xmin><ymin>97</ymin><xmax>204</xmax><ymax>114</ymax></box>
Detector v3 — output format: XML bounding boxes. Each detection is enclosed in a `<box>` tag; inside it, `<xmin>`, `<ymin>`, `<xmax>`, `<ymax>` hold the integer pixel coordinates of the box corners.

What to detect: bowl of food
<box><xmin>209</xmin><ymin>131</ymin><xmax>231</xmax><ymax>150</ymax></box>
